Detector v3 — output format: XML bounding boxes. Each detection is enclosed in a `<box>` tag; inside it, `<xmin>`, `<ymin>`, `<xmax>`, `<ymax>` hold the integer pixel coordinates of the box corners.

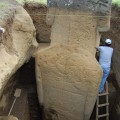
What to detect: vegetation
<box><xmin>0</xmin><ymin>3</ymin><xmax>8</xmax><ymax>8</ymax></box>
<box><xmin>15</xmin><ymin>0</ymin><xmax>120</xmax><ymax>7</ymax></box>
<box><xmin>112</xmin><ymin>0</ymin><xmax>120</xmax><ymax>6</ymax></box>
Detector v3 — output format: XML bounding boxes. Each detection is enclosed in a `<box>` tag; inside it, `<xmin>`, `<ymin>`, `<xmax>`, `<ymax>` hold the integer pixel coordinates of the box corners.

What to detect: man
<box><xmin>98</xmin><ymin>39</ymin><xmax>113</xmax><ymax>93</ymax></box>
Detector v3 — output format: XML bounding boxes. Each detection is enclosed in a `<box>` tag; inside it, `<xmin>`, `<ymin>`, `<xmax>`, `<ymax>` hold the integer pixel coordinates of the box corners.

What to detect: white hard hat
<box><xmin>105</xmin><ymin>39</ymin><xmax>112</xmax><ymax>44</ymax></box>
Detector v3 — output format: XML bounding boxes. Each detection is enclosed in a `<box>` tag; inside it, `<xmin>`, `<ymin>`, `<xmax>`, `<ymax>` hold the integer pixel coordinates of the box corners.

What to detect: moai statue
<box><xmin>35</xmin><ymin>0</ymin><xmax>112</xmax><ymax>120</ymax></box>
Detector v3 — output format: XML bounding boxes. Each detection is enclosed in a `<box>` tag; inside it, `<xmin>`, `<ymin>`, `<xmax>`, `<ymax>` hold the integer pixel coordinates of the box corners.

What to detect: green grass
<box><xmin>112</xmin><ymin>0</ymin><xmax>120</xmax><ymax>6</ymax></box>
<box><xmin>0</xmin><ymin>3</ymin><xmax>8</xmax><ymax>8</ymax></box>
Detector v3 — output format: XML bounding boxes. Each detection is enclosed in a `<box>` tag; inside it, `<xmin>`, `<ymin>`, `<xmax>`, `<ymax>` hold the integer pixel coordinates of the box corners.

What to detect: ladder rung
<box><xmin>98</xmin><ymin>113</ymin><xmax>109</xmax><ymax>118</ymax></box>
<box><xmin>98</xmin><ymin>92</ymin><xmax>109</xmax><ymax>96</ymax></box>
<box><xmin>98</xmin><ymin>103</ymin><xmax>109</xmax><ymax>107</ymax></box>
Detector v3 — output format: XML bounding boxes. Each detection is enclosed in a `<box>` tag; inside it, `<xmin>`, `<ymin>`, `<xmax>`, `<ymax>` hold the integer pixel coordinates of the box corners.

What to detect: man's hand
<box><xmin>0</xmin><ymin>27</ymin><xmax>5</xmax><ymax>33</ymax></box>
<box><xmin>95</xmin><ymin>47</ymin><xmax>99</xmax><ymax>52</ymax></box>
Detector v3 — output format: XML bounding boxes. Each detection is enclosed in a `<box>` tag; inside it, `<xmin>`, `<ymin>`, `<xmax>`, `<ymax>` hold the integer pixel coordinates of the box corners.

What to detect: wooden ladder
<box><xmin>96</xmin><ymin>81</ymin><xmax>109</xmax><ymax>120</ymax></box>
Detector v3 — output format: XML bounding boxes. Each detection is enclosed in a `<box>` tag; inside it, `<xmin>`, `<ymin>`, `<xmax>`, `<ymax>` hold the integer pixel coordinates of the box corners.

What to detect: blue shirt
<box><xmin>98</xmin><ymin>46</ymin><xmax>113</xmax><ymax>68</ymax></box>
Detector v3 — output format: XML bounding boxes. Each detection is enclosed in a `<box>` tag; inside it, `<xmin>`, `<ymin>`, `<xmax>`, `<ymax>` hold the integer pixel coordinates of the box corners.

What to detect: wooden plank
<box><xmin>98</xmin><ymin>114</ymin><xmax>109</xmax><ymax>118</ymax></box>
<box><xmin>98</xmin><ymin>103</ymin><xmax>109</xmax><ymax>107</ymax></box>
<box><xmin>98</xmin><ymin>92</ymin><xmax>109</xmax><ymax>96</ymax></box>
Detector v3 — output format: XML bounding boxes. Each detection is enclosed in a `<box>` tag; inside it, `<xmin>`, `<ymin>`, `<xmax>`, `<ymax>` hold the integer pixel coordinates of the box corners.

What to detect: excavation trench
<box><xmin>0</xmin><ymin>58</ymin><xmax>43</xmax><ymax>120</ymax></box>
<box><xmin>24</xmin><ymin>4</ymin><xmax>120</xmax><ymax>120</ymax></box>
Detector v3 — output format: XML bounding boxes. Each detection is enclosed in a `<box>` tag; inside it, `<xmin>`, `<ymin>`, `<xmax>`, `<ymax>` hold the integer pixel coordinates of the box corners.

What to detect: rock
<box><xmin>36</xmin><ymin>44</ymin><xmax>102</xmax><ymax>120</ymax></box>
<box><xmin>36</xmin><ymin>1</ymin><xmax>112</xmax><ymax>119</ymax></box>
<box><xmin>0</xmin><ymin>116</ymin><xmax>18</xmax><ymax>120</ymax></box>
<box><xmin>0</xmin><ymin>0</ymin><xmax>38</xmax><ymax>109</ymax></box>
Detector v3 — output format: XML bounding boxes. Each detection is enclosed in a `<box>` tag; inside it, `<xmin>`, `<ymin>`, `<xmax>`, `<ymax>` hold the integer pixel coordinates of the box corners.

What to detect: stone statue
<box><xmin>36</xmin><ymin>0</ymin><xmax>112</xmax><ymax>119</ymax></box>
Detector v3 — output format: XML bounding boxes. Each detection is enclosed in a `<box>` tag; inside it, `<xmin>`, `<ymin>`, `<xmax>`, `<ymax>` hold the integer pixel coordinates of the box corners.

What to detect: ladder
<box><xmin>96</xmin><ymin>81</ymin><xmax>109</xmax><ymax>120</ymax></box>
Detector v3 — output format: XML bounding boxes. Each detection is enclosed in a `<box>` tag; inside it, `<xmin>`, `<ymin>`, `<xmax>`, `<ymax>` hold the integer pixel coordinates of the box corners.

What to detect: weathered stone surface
<box><xmin>0</xmin><ymin>0</ymin><xmax>38</xmax><ymax>109</ymax></box>
<box><xmin>36</xmin><ymin>1</ymin><xmax>112</xmax><ymax>120</ymax></box>
<box><xmin>47</xmin><ymin>0</ymin><xmax>112</xmax><ymax>32</ymax></box>
<box><xmin>36</xmin><ymin>44</ymin><xmax>102</xmax><ymax>120</ymax></box>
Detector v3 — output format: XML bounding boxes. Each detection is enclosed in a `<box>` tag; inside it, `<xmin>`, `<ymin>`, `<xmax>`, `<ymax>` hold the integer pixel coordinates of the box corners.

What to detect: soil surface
<box><xmin>24</xmin><ymin>3</ymin><xmax>51</xmax><ymax>43</ymax></box>
<box><xmin>101</xmin><ymin>5</ymin><xmax>120</xmax><ymax>89</ymax></box>
<box><xmin>15</xmin><ymin>58</ymin><xmax>43</xmax><ymax>120</ymax></box>
<box><xmin>101</xmin><ymin>5</ymin><xmax>120</xmax><ymax>46</ymax></box>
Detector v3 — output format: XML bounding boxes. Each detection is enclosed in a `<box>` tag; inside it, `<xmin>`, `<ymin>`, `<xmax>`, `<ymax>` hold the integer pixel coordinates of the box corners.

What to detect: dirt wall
<box><xmin>24</xmin><ymin>2</ymin><xmax>51</xmax><ymax>43</ymax></box>
<box><xmin>102</xmin><ymin>5</ymin><xmax>120</xmax><ymax>120</ymax></box>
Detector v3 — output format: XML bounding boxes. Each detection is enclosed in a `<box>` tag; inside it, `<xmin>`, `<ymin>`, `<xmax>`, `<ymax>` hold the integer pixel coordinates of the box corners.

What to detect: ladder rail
<box><xmin>106</xmin><ymin>82</ymin><xmax>109</xmax><ymax>120</ymax></box>
<box><xmin>96</xmin><ymin>81</ymin><xmax>109</xmax><ymax>120</ymax></box>
<box><xmin>96</xmin><ymin>95</ymin><xmax>99</xmax><ymax>120</ymax></box>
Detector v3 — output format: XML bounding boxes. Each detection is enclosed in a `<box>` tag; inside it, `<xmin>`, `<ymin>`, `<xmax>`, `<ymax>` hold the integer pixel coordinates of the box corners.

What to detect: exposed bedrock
<box><xmin>35</xmin><ymin>0</ymin><xmax>112</xmax><ymax>119</ymax></box>
<box><xmin>0</xmin><ymin>0</ymin><xmax>38</xmax><ymax>111</ymax></box>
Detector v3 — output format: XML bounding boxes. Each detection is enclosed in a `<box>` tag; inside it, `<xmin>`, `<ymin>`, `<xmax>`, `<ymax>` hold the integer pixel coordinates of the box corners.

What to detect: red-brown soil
<box><xmin>24</xmin><ymin>3</ymin><xmax>51</xmax><ymax>43</ymax></box>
